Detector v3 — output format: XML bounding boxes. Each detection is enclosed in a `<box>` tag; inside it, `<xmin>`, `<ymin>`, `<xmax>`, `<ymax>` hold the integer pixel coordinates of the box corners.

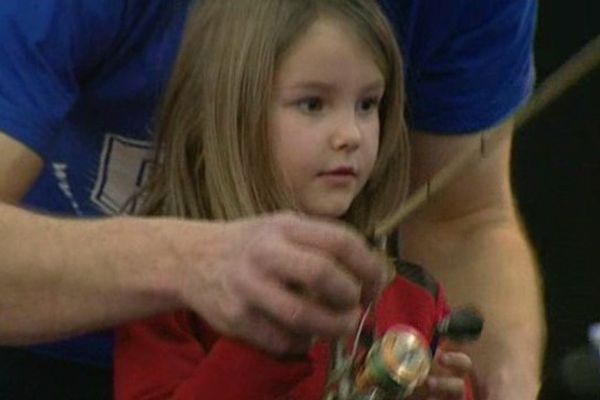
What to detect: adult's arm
<box><xmin>398</xmin><ymin>120</ymin><xmax>545</xmax><ymax>399</ymax></box>
<box><xmin>0</xmin><ymin>131</ymin><xmax>177</xmax><ymax>343</ymax></box>
<box><xmin>0</xmin><ymin>131</ymin><xmax>384</xmax><ymax>352</ymax></box>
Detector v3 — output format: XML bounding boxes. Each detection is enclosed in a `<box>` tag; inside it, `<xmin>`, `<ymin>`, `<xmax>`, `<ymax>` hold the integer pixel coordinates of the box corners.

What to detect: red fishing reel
<box><xmin>338</xmin><ymin>308</ymin><xmax>483</xmax><ymax>400</ymax></box>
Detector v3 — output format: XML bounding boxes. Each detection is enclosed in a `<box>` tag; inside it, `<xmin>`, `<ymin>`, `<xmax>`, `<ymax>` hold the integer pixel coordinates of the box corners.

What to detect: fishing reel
<box><xmin>328</xmin><ymin>308</ymin><xmax>484</xmax><ymax>400</ymax></box>
<box><xmin>353</xmin><ymin>324</ymin><xmax>431</xmax><ymax>399</ymax></box>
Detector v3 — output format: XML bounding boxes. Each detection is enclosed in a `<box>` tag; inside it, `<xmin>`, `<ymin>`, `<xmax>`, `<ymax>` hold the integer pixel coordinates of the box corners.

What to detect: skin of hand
<box><xmin>0</xmin><ymin>132</ymin><xmax>388</xmax><ymax>353</ymax></box>
<box><xmin>173</xmin><ymin>212</ymin><xmax>388</xmax><ymax>355</ymax></box>
<box><xmin>399</xmin><ymin>120</ymin><xmax>546</xmax><ymax>399</ymax></box>
<box><xmin>409</xmin><ymin>349</ymin><xmax>473</xmax><ymax>400</ymax></box>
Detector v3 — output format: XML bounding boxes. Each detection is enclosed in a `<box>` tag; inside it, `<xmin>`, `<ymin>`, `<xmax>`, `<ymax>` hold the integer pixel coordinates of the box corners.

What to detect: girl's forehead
<box><xmin>294</xmin><ymin>17</ymin><xmax>368</xmax><ymax>52</ymax></box>
<box><xmin>278</xmin><ymin>17</ymin><xmax>383</xmax><ymax>76</ymax></box>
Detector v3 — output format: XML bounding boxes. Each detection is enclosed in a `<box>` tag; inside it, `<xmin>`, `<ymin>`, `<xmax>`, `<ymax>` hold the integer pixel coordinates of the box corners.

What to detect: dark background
<box><xmin>512</xmin><ymin>1</ymin><xmax>599</xmax><ymax>398</ymax></box>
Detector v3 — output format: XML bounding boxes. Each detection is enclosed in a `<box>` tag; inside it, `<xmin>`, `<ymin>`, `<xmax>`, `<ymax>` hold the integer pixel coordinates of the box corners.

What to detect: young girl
<box><xmin>115</xmin><ymin>0</ymin><xmax>473</xmax><ymax>399</ymax></box>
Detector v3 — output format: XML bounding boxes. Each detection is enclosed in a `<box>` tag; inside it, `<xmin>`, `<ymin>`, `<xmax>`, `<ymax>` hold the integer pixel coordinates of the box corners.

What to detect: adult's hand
<box><xmin>171</xmin><ymin>212</ymin><xmax>387</xmax><ymax>355</ymax></box>
<box><xmin>0</xmin><ymin>133</ymin><xmax>386</xmax><ymax>349</ymax></box>
<box><xmin>0</xmin><ymin>210</ymin><xmax>385</xmax><ymax>348</ymax></box>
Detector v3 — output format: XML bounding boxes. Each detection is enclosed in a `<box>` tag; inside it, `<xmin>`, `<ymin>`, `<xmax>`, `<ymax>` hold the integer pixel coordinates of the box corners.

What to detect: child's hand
<box><xmin>410</xmin><ymin>350</ymin><xmax>473</xmax><ymax>400</ymax></box>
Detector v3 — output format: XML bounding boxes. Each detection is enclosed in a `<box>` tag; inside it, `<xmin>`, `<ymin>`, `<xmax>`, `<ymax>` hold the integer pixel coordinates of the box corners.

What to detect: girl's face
<box><xmin>270</xmin><ymin>17</ymin><xmax>383</xmax><ymax>218</ymax></box>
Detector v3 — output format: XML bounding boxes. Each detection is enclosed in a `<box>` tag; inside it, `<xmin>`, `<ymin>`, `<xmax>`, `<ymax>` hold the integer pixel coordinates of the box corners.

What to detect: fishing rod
<box><xmin>326</xmin><ymin>33</ymin><xmax>600</xmax><ymax>400</ymax></box>
<box><xmin>375</xmin><ymin>33</ymin><xmax>600</xmax><ymax>238</ymax></box>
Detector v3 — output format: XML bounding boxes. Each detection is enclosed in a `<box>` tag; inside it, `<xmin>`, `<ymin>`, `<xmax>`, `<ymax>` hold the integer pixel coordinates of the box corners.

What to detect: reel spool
<box><xmin>350</xmin><ymin>308</ymin><xmax>484</xmax><ymax>399</ymax></box>
<box><xmin>354</xmin><ymin>324</ymin><xmax>431</xmax><ymax>399</ymax></box>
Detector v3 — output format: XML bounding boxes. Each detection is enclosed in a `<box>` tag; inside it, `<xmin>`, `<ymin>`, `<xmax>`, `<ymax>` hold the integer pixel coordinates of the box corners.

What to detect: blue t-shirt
<box><xmin>0</xmin><ymin>0</ymin><xmax>536</xmax><ymax>367</ymax></box>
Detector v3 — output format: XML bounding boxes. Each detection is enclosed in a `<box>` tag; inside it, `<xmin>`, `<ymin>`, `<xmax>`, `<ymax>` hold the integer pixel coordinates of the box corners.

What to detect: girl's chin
<box><xmin>303</xmin><ymin>206</ymin><xmax>350</xmax><ymax>219</ymax></box>
<box><xmin>297</xmin><ymin>196</ymin><xmax>354</xmax><ymax>219</ymax></box>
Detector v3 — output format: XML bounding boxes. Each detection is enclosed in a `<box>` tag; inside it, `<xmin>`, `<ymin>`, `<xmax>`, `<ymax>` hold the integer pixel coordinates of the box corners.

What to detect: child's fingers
<box><xmin>436</xmin><ymin>351</ymin><xmax>472</xmax><ymax>377</ymax></box>
<box><xmin>426</xmin><ymin>375</ymin><xmax>466</xmax><ymax>399</ymax></box>
<box><xmin>411</xmin><ymin>351</ymin><xmax>472</xmax><ymax>400</ymax></box>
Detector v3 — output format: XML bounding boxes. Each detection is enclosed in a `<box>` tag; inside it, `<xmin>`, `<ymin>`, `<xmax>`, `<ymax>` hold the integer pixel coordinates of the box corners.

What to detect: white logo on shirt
<box><xmin>91</xmin><ymin>134</ymin><xmax>153</xmax><ymax>215</ymax></box>
<box><xmin>52</xmin><ymin>162</ymin><xmax>83</xmax><ymax>216</ymax></box>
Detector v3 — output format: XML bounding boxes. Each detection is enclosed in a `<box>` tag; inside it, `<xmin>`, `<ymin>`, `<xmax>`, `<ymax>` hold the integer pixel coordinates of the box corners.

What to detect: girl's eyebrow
<box><xmin>282</xmin><ymin>79</ymin><xmax>384</xmax><ymax>92</ymax></box>
<box><xmin>282</xmin><ymin>81</ymin><xmax>336</xmax><ymax>91</ymax></box>
<box><xmin>362</xmin><ymin>80</ymin><xmax>385</xmax><ymax>93</ymax></box>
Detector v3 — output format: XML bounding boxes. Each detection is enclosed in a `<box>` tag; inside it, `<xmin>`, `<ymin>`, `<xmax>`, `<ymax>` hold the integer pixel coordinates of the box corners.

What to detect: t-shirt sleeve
<box><xmin>0</xmin><ymin>0</ymin><xmax>124</xmax><ymax>157</ymax></box>
<box><xmin>387</xmin><ymin>0</ymin><xmax>537</xmax><ymax>134</ymax></box>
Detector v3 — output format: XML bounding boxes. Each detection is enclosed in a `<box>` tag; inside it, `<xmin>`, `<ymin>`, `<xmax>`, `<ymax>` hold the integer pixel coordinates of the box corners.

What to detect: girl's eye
<box><xmin>297</xmin><ymin>97</ymin><xmax>323</xmax><ymax>113</ymax></box>
<box><xmin>358</xmin><ymin>97</ymin><xmax>381</xmax><ymax>113</ymax></box>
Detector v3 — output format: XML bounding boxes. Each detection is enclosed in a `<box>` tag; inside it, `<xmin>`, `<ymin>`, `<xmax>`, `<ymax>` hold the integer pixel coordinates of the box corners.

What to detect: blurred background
<box><xmin>512</xmin><ymin>1</ymin><xmax>598</xmax><ymax>399</ymax></box>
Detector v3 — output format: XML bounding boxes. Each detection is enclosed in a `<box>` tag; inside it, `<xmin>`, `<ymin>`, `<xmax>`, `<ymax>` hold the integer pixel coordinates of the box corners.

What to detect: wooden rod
<box><xmin>374</xmin><ymin>34</ymin><xmax>600</xmax><ymax>238</ymax></box>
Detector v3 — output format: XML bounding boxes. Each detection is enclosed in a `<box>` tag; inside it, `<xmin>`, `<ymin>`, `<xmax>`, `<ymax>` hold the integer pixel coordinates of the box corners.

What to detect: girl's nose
<box><xmin>330</xmin><ymin>116</ymin><xmax>361</xmax><ymax>151</ymax></box>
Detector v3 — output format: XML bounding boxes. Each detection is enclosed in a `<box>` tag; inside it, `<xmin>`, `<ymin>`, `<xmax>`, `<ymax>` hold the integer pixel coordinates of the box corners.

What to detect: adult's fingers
<box><xmin>232</xmin><ymin>309</ymin><xmax>313</xmax><ymax>355</ymax></box>
<box><xmin>278</xmin><ymin>214</ymin><xmax>387</xmax><ymax>303</ymax></box>
<box><xmin>257</xmin><ymin>239</ymin><xmax>361</xmax><ymax>311</ymax></box>
<box><xmin>240</xmin><ymin>268</ymin><xmax>361</xmax><ymax>338</ymax></box>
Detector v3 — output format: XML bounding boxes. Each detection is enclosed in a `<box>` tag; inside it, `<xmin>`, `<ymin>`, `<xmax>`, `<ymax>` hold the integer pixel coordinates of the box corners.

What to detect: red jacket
<box><xmin>115</xmin><ymin>267</ymin><xmax>472</xmax><ymax>399</ymax></box>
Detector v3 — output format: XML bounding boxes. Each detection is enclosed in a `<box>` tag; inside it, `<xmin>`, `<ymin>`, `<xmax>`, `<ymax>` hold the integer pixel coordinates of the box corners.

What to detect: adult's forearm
<box><xmin>0</xmin><ymin>205</ymin><xmax>384</xmax><ymax>356</ymax></box>
<box><xmin>0</xmin><ymin>203</ymin><xmax>182</xmax><ymax>344</ymax></box>
<box><xmin>399</xmin><ymin>211</ymin><xmax>545</xmax><ymax>399</ymax></box>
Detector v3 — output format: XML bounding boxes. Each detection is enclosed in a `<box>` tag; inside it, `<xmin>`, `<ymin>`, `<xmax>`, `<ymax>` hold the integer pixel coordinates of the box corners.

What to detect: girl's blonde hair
<box><xmin>141</xmin><ymin>0</ymin><xmax>410</xmax><ymax>235</ymax></box>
